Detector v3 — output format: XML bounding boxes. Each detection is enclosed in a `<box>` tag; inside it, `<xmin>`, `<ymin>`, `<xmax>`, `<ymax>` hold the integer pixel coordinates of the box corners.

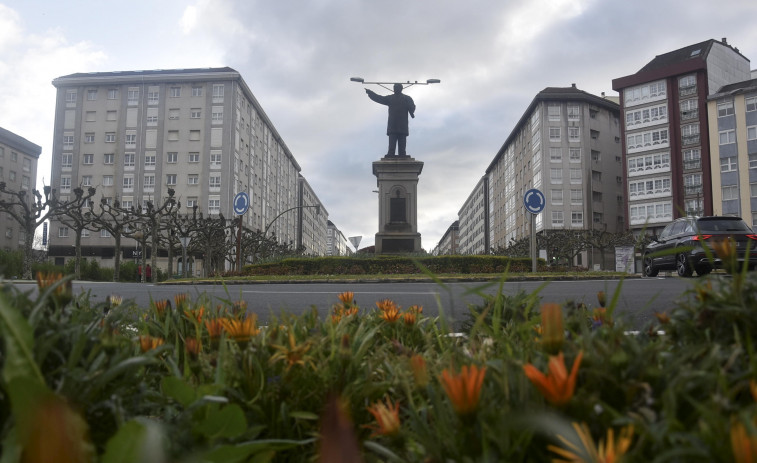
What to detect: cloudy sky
<box><xmin>1</xmin><ymin>0</ymin><xmax>756</xmax><ymax>250</ymax></box>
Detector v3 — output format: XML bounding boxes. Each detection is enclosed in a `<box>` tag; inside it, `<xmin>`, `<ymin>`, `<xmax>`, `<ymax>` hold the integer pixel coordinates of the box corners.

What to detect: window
<box><xmin>570</xmin><ymin>189</ymin><xmax>582</xmax><ymax>205</ymax></box>
<box><xmin>103</xmin><ymin>175</ymin><xmax>113</xmax><ymax>186</ymax></box>
<box><xmin>107</xmin><ymin>110</ymin><xmax>117</xmax><ymax>121</ymax></box>
<box><xmin>549</xmin><ymin>127</ymin><xmax>561</xmax><ymax>141</ymax></box>
<box><xmin>212</xmin><ymin>84</ymin><xmax>224</xmax><ymax>101</ymax></box>
<box><xmin>59</xmin><ymin>227</ymin><xmax>69</xmax><ymax>238</ymax></box>
<box><xmin>569</xmin><ymin>168</ymin><xmax>582</xmax><ymax>183</ymax></box>
<box><xmin>166</xmin><ymin>174</ymin><xmax>177</xmax><ymax>185</ymax></box>
<box><xmin>60</xmin><ymin>176</ymin><xmax>71</xmax><ymax>192</ymax></box>
<box><xmin>591</xmin><ymin>150</ymin><xmax>601</xmax><ymax>162</ymax></box>
<box><xmin>746</xmin><ymin>96</ymin><xmax>757</xmax><ymax>112</ymax></box>
<box><xmin>549</xmin><ymin>148</ymin><xmax>562</xmax><ymax>162</ymax></box>
<box><xmin>717</xmin><ymin>101</ymin><xmax>734</xmax><ymax>117</ymax></box>
<box><xmin>567</xmin><ymin>105</ymin><xmax>580</xmax><ymax>120</ymax></box>
<box><xmin>105</xmin><ymin>132</ymin><xmax>116</xmax><ymax>143</ymax></box>
<box><xmin>168</xmin><ymin>109</ymin><xmax>180</xmax><ymax>120</ymax></box>
<box><xmin>148</xmin><ymin>89</ymin><xmax>159</xmax><ymax>104</ymax></box>
<box><xmin>108</xmin><ymin>89</ymin><xmax>118</xmax><ymax>100</ymax></box>
<box><xmin>548</xmin><ymin>104</ymin><xmax>560</xmax><ymax>121</ymax></box>
<box><xmin>188</xmin><ymin>152</ymin><xmax>200</xmax><ymax>163</ymax></box>
<box><xmin>121</xmin><ymin>198</ymin><xmax>133</xmax><ymax>209</ymax></box>
<box><xmin>550</xmin><ymin>168</ymin><xmax>563</xmax><ymax>184</ymax></box>
<box><xmin>168</xmin><ymin>130</ymin><xmax>179</xmax><ymax>141</ymax></box>
<box><xmin>83</xmin><ymin>154</ymin><xmax>93</xmax><ymax>165</ymax></box>
<box><xmin>211</xmin><ymin>106</ymin><xmax>223</xmax><ymax>123</ymax></box>
<box><xmin>167</xmin><ymin>152</ymin><xmax>178</xmax><ymax>163</ymax></box>
<box><xmin>86</xmin><ymin>89</ymin><xmax>97</xmax><ymax>101</ymax></box>
<box><xmin>552</xmin><ymin>211</ymin><xmax>564</xmax><ymax>227</ymax></box>
<box><xmin>189</xmin><ymin>130</ymin><xmax>200</xmax><ymax>141</ymax></box>
<box><xmin>190</xmin><ymin>108</ymin><xmax>201</xmax><ymax>119</ymax></box>
<box><xmin>751</xmin><ymin>182</ymin><xmax>757</xmax><ymax>198</ymax></box>
<box><xmin>85</xmin><ymin>111</ymin><xmax>96</xmax><ymax>122</ymax></box>
<box><xmin>187</xmin><ymin>174</ymin><xmax>199</xmax><ymax>185</ymax></box>
<box><xmin>82</xmin><ymin>132</ymin><xmax>94</xmax><ymax>143</ymax></box>
<box><xmin>125</xmin><ymin>131</ymin><xmax>136</xmax><ymax>146</ymax></box>
<box><xmin>8</xmin><ymin>171</ymin><xmax>15</xmax><ymax>181</ymax></box>
<box><xmin>144</xmin><ymin>154</ymin><xmax>156</xmax><ymax>167</ymax></box>
<box><xmin>209</xmin><ymin>174</ymin><xmax>221</xmax><ymax>190</ymax></box>
<box><xmin>143</xmin><ymin>174</ymin><xmax>155</xmax><ymax>190</ymax></box>
<box><xmin>590</xmin><ymin>129</ymin><xmax>599</xmax><ymax>140</ymax></box>
<box><xmin>124</xmin><ymin>153</ymin><xmax>135</xmax><ymax>167</ymax></box>
<box><xmin>61</xmin><ymin>153</ymin><xmax>72</xmax><ymax>169</ymax></box>
<box><xmin>569</xmin><ymin>148</ymin><xmax>581</xmax><ymax>162</ymax></box>
<box><xmin>719</xmin><ymin>130</ymin><xmax>736</xmax><ymax>145</ymax></box>
<box><xmin>63</xmin><ymin>135</ymin><xmax>74</xmax><ymax>149</ymax></box>
<box><xmin>170</xmin><ymin>86</ymin><xmax>181</xmax><ymax>97</ymax></box>
<box><xmin>101</xmin><ymin>230</ymin><xmax>111</xmax><ymax>238</ymax></box>
<box><xmin>721</xmin><ymin>156</ymin><xmax>738</xmax><ymax>172</ymax></box>
<box><xmin>123</xmin><ymin>175</ymin><xmax>134</xmax><ymax>190</ymax></box>
<box><xmin>551</xmin><ymin>189</ymin><xmax>563</xmax><ymax>205</ymax></box>
<box><xmin>65</xmin><ymin>90</ymin><xmax>77</xmax><ymax>103</ymax></box>
<box><xmin>208</xmin><ymin>197</ymin><xmax>221</xmax><ymax>214</ymax></box>
<box><xmin>571</xmin><ymin>212</ymin><xmax>583</xmax><ymax>227</ymax></box>
<box><xmin>568</xmin><ymin>127</ymin><xmax>580</xmax><ymax>142</ymax></box>
<box><xmin>592</xmin><ymin>170</ymin><xmax>602</xmax><ymax>183</ymax></box>
<box><xmin>127</xmin><ymin>87</ymin><xmax>139</xmax><ymax>105</ymax></box>
<box><xmin>210</xmin><ymin>152</ymin><xmax>222</xmax><ymax>168</ymax></box>
<box><xmin>192</xmin><ymin>87</ymin><xmax>203</xmax><ymax>97</ymax></box>
<box><xmin>21</xmin><ymin>176</ymin><xmax>29</xmax><ymax>189</ymax></box>
<box><xmin>82</xmin><ymin>175</ymin><xmax>92</xmax><ymax>187</ymax></box>
<box><xmin>679</xmin><ymin>75</ymin><xmax>696</xmax><ymax>88</ymax></box>
<box><xmin>186</xmin><ymin>197</ymin><xmax>198</xmax><ymax>209</ymax></box>
<box><xmin>747</xmin><ymin>126</ymin><xmax>757</xmax><ymax>141</ymax></box>
<box><xmin>103</xmin><ymin>153</ymin><xmax>114</xmax><ymax>164</ymax></box>
<box><xmin>750</xmin><ymin>154</ymin><xmax>757</xmax><ymax>169</ymax></box>
<box><xmin>722</xmin><ymin>185</ymin><xmax>739</xmax><ymax>201</ymax></box>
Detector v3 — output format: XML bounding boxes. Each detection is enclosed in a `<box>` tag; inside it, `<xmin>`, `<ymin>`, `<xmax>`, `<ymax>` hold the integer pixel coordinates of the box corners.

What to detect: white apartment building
<box><xmin>48</xmin><ymin>67</ymin><xmax>326</xmax><ymax>269</ymax></box>
<box><xmin>458</xmin><ymin>177</ymin><xmax>488</xmax><ymax>255</ymax></box>
<box><xmin>0</xmin><ymin>127</ymin><xmax>41</xmax><ymax>251</ymax></box>
<box><xmin>326</xmin><ymin>220</ymin><xmax>350</xmax><ymax>256</ymax></box>
<box><xmin>297</xmin><ymin>175</ymin><xmax>328</xmax><ymax>255</ymax></box>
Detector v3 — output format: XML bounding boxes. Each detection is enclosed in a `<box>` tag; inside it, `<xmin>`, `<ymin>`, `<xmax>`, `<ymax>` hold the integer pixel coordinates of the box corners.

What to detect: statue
<box><xmin>365</xmin><ymin>83</ymin><xmax>415</xmax><ymax>158</ymax></box>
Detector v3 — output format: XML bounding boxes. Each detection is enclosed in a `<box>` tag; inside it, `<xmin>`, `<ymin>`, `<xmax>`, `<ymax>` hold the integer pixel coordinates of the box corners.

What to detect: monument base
<box><xmin>372</xmin><ymin>156</ymin><xmax>423</xmax><ymax>254</ymax></box>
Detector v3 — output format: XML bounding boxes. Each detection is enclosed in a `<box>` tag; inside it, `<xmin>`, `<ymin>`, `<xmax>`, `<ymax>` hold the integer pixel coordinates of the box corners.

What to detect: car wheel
<box><xmin>695</xmin><ymin>265</ymin><xmax>712</xmax><ymax>277</ymax></box>
<box><xmin>677</xmin><ymin>253</ymin><xmax>693</xmax><ymax>277</ymax></box>
<box><xmin>643</xmin><ymin>255</ymin><xmax>659</xmax><ymax>277</ymax></box>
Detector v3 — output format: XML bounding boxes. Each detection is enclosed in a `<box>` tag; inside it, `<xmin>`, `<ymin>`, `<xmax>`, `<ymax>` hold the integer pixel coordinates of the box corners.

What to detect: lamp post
<box><xmin>350</xmin><ymin>77</ymin><xmax>441</xmax><ymax>92</ymax></box>
<box><xmin>253</xmin><ymin>205</ymin><xmax>321</xmax><ymax>263</ymax></box>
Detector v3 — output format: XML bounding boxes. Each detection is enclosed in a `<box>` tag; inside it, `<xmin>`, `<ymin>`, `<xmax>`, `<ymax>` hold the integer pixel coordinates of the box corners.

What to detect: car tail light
<box><xmin>692</xmin><ymin>235</ymin><xmax>712</xmax><ymax>241</ymax></box>
<box><xmin>747</xmin><ymin>234</ymin><xmax>757</xmax><ymax>240</ymax></box>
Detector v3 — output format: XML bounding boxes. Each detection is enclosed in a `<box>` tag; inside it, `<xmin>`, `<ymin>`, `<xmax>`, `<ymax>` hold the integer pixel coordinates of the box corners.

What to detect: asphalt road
<box><xmin>15</xmin><ymin>276</ymin><xmax>701</xmax><ymax>330</ymax></box>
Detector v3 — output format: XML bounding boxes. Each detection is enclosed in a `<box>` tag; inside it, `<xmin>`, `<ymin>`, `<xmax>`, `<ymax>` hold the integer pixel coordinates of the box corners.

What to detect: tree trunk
<box><xmin>151</xmin><ymin>227</ymin><xmax>159</xmax><ymax>282</ymax></box>
<box><xmin>113</xmin><ymin>233</ymin><xmax>122</xmax><ymax>282</ymax></box>
<box><xmin>74</xmin><ymin>230</ymin><xmax>82</xmax><ymax>279</ymax></box>
<box><xmin>22</xmin><ymin>219</ymin><xmax>34</xmax><ymax>280</ymax></box>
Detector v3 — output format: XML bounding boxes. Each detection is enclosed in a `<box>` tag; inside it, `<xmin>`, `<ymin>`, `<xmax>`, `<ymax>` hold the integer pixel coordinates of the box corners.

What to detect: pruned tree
<box><xmin>54</xmin><ymin>186</ymin><xmax>98</xmax><ymax>279</ymax></box>
<box><xmin>87</xmin><ymin>196</ymin><xmax>139</xmax><ymax>282</ymax></box>
<box><xmin>582</xmin><ymin>229</ymin><xmax>636</xmax><ymax>270</ymax></box>
<box><xmin>123</xmin><ymin>189</ymin><xmax>178</xmax><ymax>282</ymax></box>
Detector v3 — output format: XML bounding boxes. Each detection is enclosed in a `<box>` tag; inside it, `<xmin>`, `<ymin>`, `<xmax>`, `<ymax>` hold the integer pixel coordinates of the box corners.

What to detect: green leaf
<box><xmin>193</xmin><ymin>404</ymin><xmax>247</xmax><ymax>440</ymax></box>
<box><xmin>161</xmin><ymin>376</ymin><xmax>196</xmax><ymax>407</ymax></box>
<box><xmin>202</xmin><ymin>439</ymin><xmax>315</xmax><ymax>463</ymax></box>
<box><xmin>101</xmin><ymin>420</ymin><xmax>146</xmax><ymax>463</ymax></box>
<box><xmin>288</xmin><ymin>411</ymin><xmax>319</xmax><ymax>421</ymax></box>
<box><xmin>0</xmin><ymin>293</ymin><xmax>45</xmax><ymax>387</ymax></box>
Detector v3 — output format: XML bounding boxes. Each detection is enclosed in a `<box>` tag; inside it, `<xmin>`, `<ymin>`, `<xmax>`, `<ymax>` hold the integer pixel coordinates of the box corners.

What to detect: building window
<box><xmin>569</xmin><ymin>148</ymin><xmax>581</xmax><ymax>162</ymax></box>
<box><xmin>168</xmin><ymin>109</ymin><xmax>180</xmax><ymax>120</ymax></box>
<box><xmin>569</xmin><ymin>168</ymin><xmax>582</xmax><ymax>184</ymax></box>
<box><xmin>190</xmin><ymin>108</ymin><xmax>201</xmax><ymax>119</ymax></box>
<box><xmin>85</xmin><ymin>111</ymin><xmax>96</xmax><ymax>122</ymax></box>
<box><xmin>22</xmin><ymin>176</ymin><xmax>30</xmax><ymax>189</ymax></box>
<box><xmin>107</xmin><ymin>110</ymin><xmax>117</xmax><ymax>121</ymax></box>
<box><xmin>549</xmin><ymin>148</ymin><xmax>562</xmax><ymax>162</ymax></box>
<box><xmin>210</xmin><ymin>152</ymin><xmax>222</xmax><ymax>168</ymax></box>
<box><xmin>717</xmin><ymin>101</ymin><xmax>734</xmax><ymax>117</ymax></box>
<box><xmin>123</xmin><ymin>175</ymin><xmax>134</xmax><ymax>190</ymax></box>
<box><xmin>60</xmin><ymin>176</ymin><xmax>71</xmax><ymax>192</ymax></box>
<box><xmin>148</xmin><ymin>89</ymin><xmax>159</xmax><ymax>105</ymax></box>
<box><xmin>192</xmin><ymin>86</ymin><xmax>203</xmax><ymax>97</ymax></box>
<box><xmin>143</xmin><ymin>174</ymin><xmax>155</xmax><ymax>190</ymax></box>
<box><xmin>144</xmin><ymin>154</ymin><xmax>156</xmax><ymax>167</ymax></box>
<box><xmin>209</xmin><ymin>174</ymin><xmax>221</xmax><ymax>190</ymax></box>
<box><xmin>720</xmin><ymin>156</ymin><xmax>737</xmax><ymax>173</ymax></box>
<box><xmin>551</xmin><ymin>189</ymin><xmax>563</xmax><ymax>205</ymax></box>
<box><xmin>103</xmin><ymin>153</ymin><xmax>114</xmax><ymax>164</ymax></box>
<box><xmin>83</xmin><ymin>154</ymin><xmax>93</xmax><ymax>165</ymax></box>
<box><xmin>212</xmin><ymin>84</ymin><xmax>224</xmax><ymax>101</ymax></box>
<box><xmin>105</xmin><ymin>132</ymin><xmax>116</xmax><ymax>143</ymax></box>
<box><xmin>211</xmin><ymin>107</ymin><xmax>223</xmax><ymax>123</ymax></box>
<box><xmin>167</xmin><ymin>152</ymin><xmax>178</xmax><ymax>163</ymax></box>
<box><xmin>746</xmin><ymin>96</ymin><xmax>757</xmax><ymax>112</ymax></box>
<box><xmin>108</xmin><ymin>89</ymin><xmax>118</xmax><ymax>100</ymax></box>
<box><xmin>679</xmin><ymin>75</ymin><xmax>696</xmax><ymax>89</ymax></box>
<box><xmin>747</xmin><ymin>126</ymin><xmax>757</xmax><ymax>141</ymax></box>
<box><xmin>570</xmin><ymin>189</ymin><xmax>582</xmax><ymax>205</ymax></box>
<box><xmin>722</xmin><ymin>185</ymin><xmax>739</xmax><ymax>201</ymax></box>
<box><xmin>101</xmin><ymin>230</ymin><xmax>111</xmax><ymax>238</ymax></box>
<box><xmin>750</xmin><ymin>154</ymin><xmax>757</xmax><ymax>169</ymax></box>
<box><xmin>682</xmin><ymin>149</ymin><xmax>701</xmax><ymax>170</ymax></box>
<box><xmin>102</xmin><ymin>175</ymin><xmax>113</xmax><ymax>186</ymax></box>
<box><xmin>124</xmin><ymin>153</ymin><xmax>135</xmax><ymax>167</ymax></box>
<box><xmin>571</xmin><ymin>212</ymin><xmax>583</xmax><ymax>227</ymax></box>
<box><xmin>168</xmin><ymin>130</ymin><xmax>179</xmax><ymax>141</ymax></box>
<box><xmin>82</xmin><ymin>175</ymin><xmax>92</xmax><ymax>187</ymax></box>
<box><xmin>208</xmin><ymin>197</ymin><xmax>220</xmax><ymax>215</ymax></box>
<box><xmin>550</xmin><ymin>168</ymin><xmax>563</xmax><ymax>184</ymax></box>
<box><xmin>549</xmin><ymin>127</ymin><xmax>561</xmax><ymax>141</ymax></box>
<box><xmin>166</xmin><ymin>174</ymin><xmax>177</xmax><ymax>185</ymax></box>
<box><xmin>170</xmin><ymin>86</ymin><xmax>181</xmax><ymax>97</ymax></box>
<box><xmin>187</xmin><ymin>174</ymin><xmax>199</xmax><ymax>185</ymax></box>
<box><xmin>125</xmin><ymin>132</ymin><xmax>136</xmax><ymax>147</ymax></box>
<box><xmin>551</xmin><ymin>211</ymin><xmax>564</xmax><ymax>227</ymax></box>
<box><xmin>719</xmin><ymin>129</ymin><xmax>736</xmax><ymax>145</ymax></box>
<box><xmin>189</xmin><ymin>130</ymin><xmax>200</xmax><ymax>141</ymax></box>
<box><xmin>751</xmin><ymin>182</ymin><xmax>757</xmax><ymax>198</ymax></box>
<box><xmin>63</xmin><ymin>135</ymin><xmax>74</xmax><ymax>149</ymax></box>
<box><xmin>188</xmin><ymin>152</ymin><xmax>200</xmax><ymax>163</ymax></box>
<box><xmin>567</xmin><ymin>105</ymin><xmax>580</xmax><ymax>121</ymax></box>
<box><xmin>127</xmin><ymin>87</ymin><xmax>139</xmax><ymax>105</ymax></box>
<box><xmin>84</xmin><ymin>89</ymin><xmax>96</xmax><ymax>101</ymax></box>
<box><xmin>59</xmin><ymin>227</ymin><xmax>69</xmax><ymax>238</ymax></box>
<box><xmin>568</xmin><ymin>127</ymin><xmax>580</xmax><ymax>142</ymax></box>
<box><xmin>547</xmin><ymin>104</ymin><xmax>560</xmax><ymax>121</ymax></box>
<box><xmin>61</xmin><ymin>153</ymin><xmax>72</xmax><ymax>169</ymax></box>
<box><xmin>65</xmin><ymin>90</ymin><xmax>77</xmax><ymax>103</ymax></box>
<box><xmin>186</xmin><ymin>197</ymin><xmax>198</xmax><ymax>209</ymax></box>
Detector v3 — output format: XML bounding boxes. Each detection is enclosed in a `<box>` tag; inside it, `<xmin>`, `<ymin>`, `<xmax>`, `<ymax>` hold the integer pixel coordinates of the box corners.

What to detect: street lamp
<box><xmin>350</xmin><ymin>77</ymin><xmax>441</xmax><ymax>92</ymax></box>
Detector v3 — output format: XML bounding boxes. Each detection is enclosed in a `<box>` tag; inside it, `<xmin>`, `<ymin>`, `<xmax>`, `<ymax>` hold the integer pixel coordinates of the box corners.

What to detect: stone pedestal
<box><xmin>372</xmin><ymin>156</ymin><xmax>423</xmax><ymax>254</ymax></box>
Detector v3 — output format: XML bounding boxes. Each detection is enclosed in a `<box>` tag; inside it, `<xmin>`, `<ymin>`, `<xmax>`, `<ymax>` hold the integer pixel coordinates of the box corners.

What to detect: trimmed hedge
<box><xmin>242</xmin><ymin>255</ymin><xmax>544</xmax><ymax>276</ymax></box>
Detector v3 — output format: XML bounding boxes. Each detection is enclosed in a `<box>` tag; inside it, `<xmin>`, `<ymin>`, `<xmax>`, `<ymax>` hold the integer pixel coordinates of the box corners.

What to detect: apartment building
<box><xmin>297</xmin><ymin>175</ymin><xmax>328</xmax><ymax>255</ymax></box>
<box><xmin>434</xmin><ymin>220</ymin><xmax>459</xmax><ymax>255</ymax></box>
<box><xmin>612</xmin><ymin>39</ymin><xmax>751</xmax><ymax>235</ymax></box>
<box><xmin>48</xmin><ymin>67</ymin><xmax>327</xmax><ymax>268</ymax></box>
<box><xmin>0</xmin><ymin>126</ymin><xmax>41</xmax><ymax>250</ymax></box>
<box><xmin>326</xmin><ymin>220</ymin><xmax>350</xmax><ymax>256</ymax></box>
<box><xmin>474</xmin><ymin>85</ymin><xmax>623</xmax><ymax>266</ymax></box>
<box><xmin>706</xmin><ymin>78</ymin><xmax>757</xmax><ymax>227</ymax></box>
<box><xmin>458</xmin><ymin>177</ymin><xmax>489</xmax><ymax>254</ymax></box>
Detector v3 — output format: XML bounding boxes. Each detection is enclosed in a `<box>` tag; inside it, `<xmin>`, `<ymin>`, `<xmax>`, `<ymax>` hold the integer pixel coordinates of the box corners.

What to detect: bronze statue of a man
<box><xmin>365</xmin><ymin>83</ymin><xmax>415</xmax><ymax>157</ymax></box>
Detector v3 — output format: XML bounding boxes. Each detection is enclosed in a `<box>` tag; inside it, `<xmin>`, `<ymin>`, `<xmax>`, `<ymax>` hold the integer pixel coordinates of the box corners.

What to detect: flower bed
<box><xmin>1</xmin><ymin>269</ymin><xmax>756</xmax><ymax>462</ymax></box>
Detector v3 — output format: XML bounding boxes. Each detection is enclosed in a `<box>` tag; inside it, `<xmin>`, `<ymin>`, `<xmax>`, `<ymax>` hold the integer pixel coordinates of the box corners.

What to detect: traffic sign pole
<box><xmin>523</xmin><ymin>189</ymin><xmax>545</xmax><ymax>274</ymax></box>
<box><xmin>233</xmin><ymin>192</ymin><xmax>250</xmax><ymax>273</ymax></box>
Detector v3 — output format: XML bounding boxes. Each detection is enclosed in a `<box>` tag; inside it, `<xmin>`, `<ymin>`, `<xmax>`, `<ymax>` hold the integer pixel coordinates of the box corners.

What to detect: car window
<box><xmin>670</xmin><ymin>222</ymin><xmax>686</xmax><ymax>236</ymax></box>
<box><xmin>698</xmin><ymin>219</ymin><xmax>751</xmax><ymax>232</ymax></box>
<box><xmin>659</xmin><ymin>223</ymin><xmax>675</xmax><ymax>239</ymax></box>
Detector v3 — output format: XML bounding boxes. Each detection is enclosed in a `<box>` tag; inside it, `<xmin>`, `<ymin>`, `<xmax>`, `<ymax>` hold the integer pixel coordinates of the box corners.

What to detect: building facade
<box><xmin>706</xmin><ymin>78</ymin><xmax>757</xmax><ymax>227</ymax></box>
<box><xmin>435</xmin><ymin>220</ymin><xmax>459</xmax><ymax>255</ymax></box>
<box><xmin>297</xmin><ymin>175</ymin><xmax>328</xmax><ymax>255</ymax></box>
<box><xmin>47</xmin><ymin>67</ymin><xmax>323</xmax><ymax>268</ymax></box>
<box><xmin>458</xmin><ymin>176</ymin><xmax>489</xmax><ymax>254</ymax></box>
<box><xmin>0</xmin><ymin>127</ymin><xmax>41</xmax><ymax>251</ymax></box>
<box><xmin>326</xmin><ymin>220</ymin><xmax>350</xmax><ymax>256</ymax></box>
<box><xmin>612</xmin><ymin>39</ymin><xmax>751</xmax><ymax>235</ymax></box>
<box><xmin>475</xmin><ymin>85</ymin><xmax>624</xmax><ymax>266</ymax></box>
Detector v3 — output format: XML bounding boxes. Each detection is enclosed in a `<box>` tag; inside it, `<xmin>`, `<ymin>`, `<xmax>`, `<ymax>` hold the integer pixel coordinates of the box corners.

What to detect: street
<box><xmin>15</xmin><ymin>276</ymin><xmax>702</xmax><ymax>330</ymax></box>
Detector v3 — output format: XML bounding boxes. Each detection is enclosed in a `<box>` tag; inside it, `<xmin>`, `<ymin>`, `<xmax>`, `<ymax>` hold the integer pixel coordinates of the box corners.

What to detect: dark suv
<box><xmin>643</xmin><ymin>216</ymin><xmax>757</xmax><ymax>277</ymax></box>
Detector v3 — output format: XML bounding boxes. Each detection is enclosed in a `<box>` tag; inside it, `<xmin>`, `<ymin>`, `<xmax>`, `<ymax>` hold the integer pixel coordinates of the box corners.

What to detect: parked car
<box><xmin>643</xmin><ymin>216</ymin><xmax>757</xmax><ymax>277</ymax></box>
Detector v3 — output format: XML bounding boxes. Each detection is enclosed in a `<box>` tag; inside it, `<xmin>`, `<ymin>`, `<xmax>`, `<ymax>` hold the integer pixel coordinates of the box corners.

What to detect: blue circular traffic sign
<box><xmin>524</xmin><ymin>188</ymin><xmax>545</xmax><ymax>214</ymax></box>
<box><xmin>233</xmin><ymin>192</ymin><xmax>250</xmax><ymax>215</ymax></box>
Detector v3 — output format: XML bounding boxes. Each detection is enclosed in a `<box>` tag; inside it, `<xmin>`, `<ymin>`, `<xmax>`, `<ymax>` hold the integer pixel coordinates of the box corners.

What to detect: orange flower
<box><xmin>338</xmin><ymin>291</ymin><xmax>355</xmax><ymax>305</ymax></box>
<box><xmin>269</xmin><ymin>332</ymin><xmax>314</xmax><ymax>372</ymax></box>
<box><xmin>695</xmin><ymin>281</ymin><xmax>713</xmax><ymax>302</ymax></box>
<box><xmin>231</xmin><ymin>300</ymin><xmax>248</xmax><ymax>315</ymax></box>
<box><xmin>174</xmin><ymin>293</ymin><xmax>189</xmax><ymax>310</ymax></box>
<box><xmin>184</xmin><ymin>338</ymin><xmax>202</xmax><ymax>357</ymax></box>
<box><xmin>220</xmin><ymin>315</ymin><xmax>260</xmax><ymax>341</ymax></box>
<box><xmin>407</xmin><ymin>305</ymin><xmax>423</xmax><ymax>314</ymax></box>
<box><xmin>21</xmin><ymin>394</ymin><xmax>93</xmax><ymax>463</ymax></box>
<box><xmin>541</xmin><ymin>303</ymin><xmax>564</xmax><ymax>355</ymax></box>
<box><xmin>184</xmin><ymin>306</ymin><xmax>205</xmax><ymax>323</ymax></box>
<box><xmin>410</xmin><ymin>355</ymin><xmax>428</xmax><ymax>388</ymax></box>
<box><xmin>379</xmin><ymin>306</ymin><xmax>401</xmax><ymax>323</ymax></box>
<box><xmin>731</xmin><ymin>418</ymin><xmax>757</xmax><ymax>463</ymax></box>
<box><xmin>549</xmin><ymin>422</ymin><xmax>634</xmax><ymax>463</ymax></box>
<box><xmin>376</xmin><ymin>299</ymin><xmax>399</xmax><ymax>312</ymax></box>
<box><xmin>138</xmin><ymin>335</ymin><xmax>165</xmax><ymax>352</ymax></box>
<box><xmin>523</xmin><ymin>351</ymin><xmax>583</xmax><ymax>406</ymax></box>
<box><xmin>204</xmin><ymin>319</ymin><xmax>224</xmax><ymax>339</ymax></box>
<box><xmin>108</xmin><ymin>294</ymin><xmax>123</xmax><ymax>307</ymax></box>
<box><xmin>152</xmin><ymin>299</ymin><xmax>170</xmax><ymax>317</ymax></box>
<box><xmin>592</xmin><ymin>308</ymin><xmax>612</xmax><ymax>327</ymax></box>
<box><xmin>654</xmin><ymin>312</ymin><xmax>670</xmax><ymax>324</ymax></box>
<box><xmin>750</xmin><ymin>380</ymin><xmax>757</xmax><ymax>403</ymax></box>
<box><xmin>365</xmin><ymin>398</ymin><xmax>401</xmax><ymax>437</ymax></box>
<box><xmin>440</xmin><ymin>364</ymin><xmax>487</xmax><ymax>416</ymax></box>
<box><xmin>402</xmin><ymin>311</ymin><xmax>417</xmax><ymax>326</ymax></box>
<box><xmin>36</xmin><ymin>272</ymin><xmax>72</xmax><ymax>307</ymax></box>
<box><xmin>596</xmin><ymin>291</ymin><xmax>607</xmax><ymax>307</ymax></box>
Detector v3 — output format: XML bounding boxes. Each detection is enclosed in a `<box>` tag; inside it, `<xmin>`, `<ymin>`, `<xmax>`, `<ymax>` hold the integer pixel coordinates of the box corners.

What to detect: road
<box><xmin>19</xmin><ymin>276</ymin><xmax>700</xmax><ymax>330</ymax></box>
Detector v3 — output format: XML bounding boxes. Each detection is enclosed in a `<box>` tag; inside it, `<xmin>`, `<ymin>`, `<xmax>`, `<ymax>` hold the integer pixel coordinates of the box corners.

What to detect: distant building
<box><xmin>435</xmin><ymin>220</ymin><xmax>459</xmax><ymax>255</ymax></box>
<box><xmin>706</xmin><ymin>78</ymin><xmax>757</xmax><ymax>227</ymax></box>
<box><xmin>297</xmin><ymin>175</ymin><xmax>328</xmax><ymax>255</ymax></box>
<box><xmin>326</xmin><ymin>220</ymin><xmax>350</xmax><ymax>256</ymax></box>
<box><xmin>612</xmin><ymin>38</ymin><xmax>751</xmax><ymax>235</ymax></box>
<box><xmin>0</xmin><ymin>127</ymin><xmax>41</xmax><ymax>251</ymax></box>
<box><xmin>47</xmin><ymin>67</ymin><xmax>328</xmax><ymax>269</ymax></box>
<box><xmin>465</xmin><ymin>85</ymin><xmax>624</xmax><ymax>267</ymax></box>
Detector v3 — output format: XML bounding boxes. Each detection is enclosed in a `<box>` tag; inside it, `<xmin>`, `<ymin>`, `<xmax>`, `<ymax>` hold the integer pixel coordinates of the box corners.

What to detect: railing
<box><xmin>684</xmin><ymin>185</ymin><xmax>703</xmax><ymax>196</ymax></box>
<box><xmin>681</xmin><ymin>110</ymin><xmax>699</xmax><ymax>121</ymax></box>
<box><xmin>682</xmin><ymin>135</ymin><xmax>700</xmax><ymax>146</ymax></box>
<box><xmin>680</xmin><ymin>86</ymin><xmax>697</xmax><ymax>97</ymax></box>
<box><xmin>683</xmin><ymin>159</ymin><xmax>701</xmax><ymax>170</ymax></box>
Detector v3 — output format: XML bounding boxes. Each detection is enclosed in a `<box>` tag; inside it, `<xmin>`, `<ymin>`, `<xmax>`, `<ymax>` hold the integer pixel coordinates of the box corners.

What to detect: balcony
<box><xmin>680</xmin><ymin>109</ymin><xmax>699</xmax><ymax>121</ymax></box>
<box><xmin>679</xmin><ymin>86</ymin><xmax>697</xmax><ymax>97</ymax></box>
<box><xmin>685</xmin><ymin>209</ymin><xmax>704</xmax><ymax>217</ymax></box>
<box><xmin>684</xmin><ymin>185</ymin><xmax>703</xmax><ymax>196</ymax></box>
<box><xmin>683</xmin><ymin>159</ymin><xmax>701</xmax><ymax>170</ymax></box>
<box><xmin>682</xmin><ymin>135</ymin><xmax>700</xmax><ymax>146</ymax></box>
